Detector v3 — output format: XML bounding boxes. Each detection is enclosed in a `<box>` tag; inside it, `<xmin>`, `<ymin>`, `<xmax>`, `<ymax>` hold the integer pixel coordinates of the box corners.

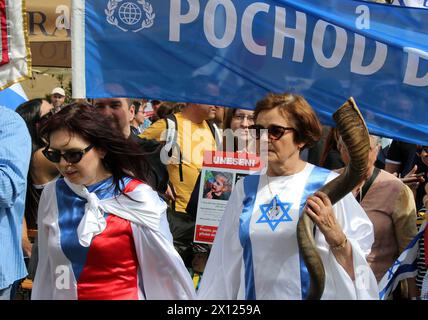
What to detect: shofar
<box><xmin>296</xmin><ymin>97</ymin><xmax>370</xmax><ymax>300</ymax></box>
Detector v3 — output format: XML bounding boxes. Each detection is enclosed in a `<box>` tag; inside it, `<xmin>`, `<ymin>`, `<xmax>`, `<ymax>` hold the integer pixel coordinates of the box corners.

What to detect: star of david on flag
<box><xmin>387</xmin><ymin>260</ymin><xmax>402</xmax><ymax>280</ymax></box>
<box><xmin>379</xmin><ymin>221</ymin><xmax>426</xmax><ymax>299</ymax></box>
<box><xmin>257</xmin><ymin>195</ymin><xmax>293</xmax><ymax>231</ymax></box>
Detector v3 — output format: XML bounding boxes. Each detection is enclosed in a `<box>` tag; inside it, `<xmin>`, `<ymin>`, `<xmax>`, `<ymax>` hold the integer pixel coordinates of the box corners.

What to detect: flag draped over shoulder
<box><xmin>378</xmin><ymin>221</ymin><xmax>427</xmax><ymax>300</ymax></box>
<box><xmin>73</xmin><ymin>0</ymin><xmax>428</xmax><ymax>145</ymax></box>
<box><xmin>0</xmin><ymin>82</ymin><xmax>27</xmax><ymax>110</ymax></box>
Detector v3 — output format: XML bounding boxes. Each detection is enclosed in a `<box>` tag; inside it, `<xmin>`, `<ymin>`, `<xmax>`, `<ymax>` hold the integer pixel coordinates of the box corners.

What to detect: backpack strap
<box><xmin>163</xmin><ymin>116</ymin><xmax>219</xmax><ymax>183</ymax></box>
<box><xmin>163</xmin><ymin>115</ymin><xmax>176</xmax><ymax>156</ymax></box>
<box><xmin>206</xmin><ymin>120</ymin><xmax>221</xmax><ymax>149</ymax></box>
<box><xmin>356</xmin><ymin>167</ymin><xmax>380</xmax><ymax>203</ymax></box>
<box><xmin>164</xmin><ymin>114</ymin><xmax>184</xmax><ymax>182</ymax></box>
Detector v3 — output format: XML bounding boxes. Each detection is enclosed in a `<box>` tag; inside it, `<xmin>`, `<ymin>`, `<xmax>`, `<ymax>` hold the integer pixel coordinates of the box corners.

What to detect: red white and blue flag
<box><xmin>0</xmin><ymin>0</ymin><xmax>31</xmax><ymax>91</ymax></box>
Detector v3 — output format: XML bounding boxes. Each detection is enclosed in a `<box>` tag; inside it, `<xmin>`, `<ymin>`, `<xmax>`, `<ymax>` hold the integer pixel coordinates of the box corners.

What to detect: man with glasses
<box><xmin>0</xmin><ymin>106</ymin><xmax>31</xmax><ymax>299</ymax></box>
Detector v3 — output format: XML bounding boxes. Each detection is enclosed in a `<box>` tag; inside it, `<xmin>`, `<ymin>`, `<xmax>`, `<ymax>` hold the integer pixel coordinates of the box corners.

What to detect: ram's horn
<box><xmin>296</xmin><ymin>97</ymin><xmax>370</xmax><ymax>300</ymax></box>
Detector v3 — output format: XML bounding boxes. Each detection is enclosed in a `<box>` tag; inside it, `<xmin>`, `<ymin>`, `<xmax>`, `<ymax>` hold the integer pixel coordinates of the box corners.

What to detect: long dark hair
<box><xmin>15</xmin><ymin>98</ymin><xmax>45</xmax><ymax>153</ymax></box>
<box><xmin>39</xmin><ymin>102</ymin><xmax>154</xmax><ymax>195</ymax></box>
<box><xmin>15</xmin><ymin>99</ymin><xmax>49</xmax><ymax>228</ymax></box>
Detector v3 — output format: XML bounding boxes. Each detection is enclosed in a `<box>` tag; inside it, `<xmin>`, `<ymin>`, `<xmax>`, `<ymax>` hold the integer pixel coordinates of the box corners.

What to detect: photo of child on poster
<box><xmin>194</xmin><ymin>151</ymin><xmax>263</xmax><ymax>244</ymax></box>
<box><xmin>202</xmin><ymin>171</ymin><xmax>233</xmax><ymax>201</ymax></box>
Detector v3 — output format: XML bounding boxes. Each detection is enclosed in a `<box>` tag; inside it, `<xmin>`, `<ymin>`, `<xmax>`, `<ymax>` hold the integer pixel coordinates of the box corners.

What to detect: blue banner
<box><xmin>75</xmin><ymin>0</ymin><xmax>428</xmax><ymax>145</ymax></box>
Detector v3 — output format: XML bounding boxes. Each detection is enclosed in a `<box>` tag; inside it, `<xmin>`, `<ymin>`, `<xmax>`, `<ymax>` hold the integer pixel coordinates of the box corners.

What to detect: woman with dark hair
<box><xmin>15</xmin><ymin>99</ymin><xmax>59</xmax><ymax>227</ymax></box>
<box><xmin>15</xmin><ymin>99</ymin><xmax>59</xmax><ymax>262</ymax></box>
<box><xmin>198</xmin><ymin>93</ymin><xmax>378</xmax><ymax>300</ymax></box>
<box><xmin>31</xmin><ymin>103</ymin><xmax>195</xmax><ymax>300</ymax></box>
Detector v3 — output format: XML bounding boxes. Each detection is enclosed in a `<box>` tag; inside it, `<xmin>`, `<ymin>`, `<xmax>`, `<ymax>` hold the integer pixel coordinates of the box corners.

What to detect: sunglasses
<box><xmin>249</xmin><ymin>124</ymin><xmax>295</xmax><ymax>140</ymax></box>
<box><xmin>42</xmin><ymin>144</ymin><xmax>95</xmax><ymax>164</ymax></box>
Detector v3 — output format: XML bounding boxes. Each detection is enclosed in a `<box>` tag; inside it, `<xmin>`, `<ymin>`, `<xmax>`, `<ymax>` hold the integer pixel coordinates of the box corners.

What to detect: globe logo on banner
<box><xmin>118</xmin><ymin>2</ymin><xmax>142</xmax><ymax>25</ymax></box>
<box><xmin>105</xmin><ymin>0</ymin><xmax>155</xmax><ymax>32</ymax></box>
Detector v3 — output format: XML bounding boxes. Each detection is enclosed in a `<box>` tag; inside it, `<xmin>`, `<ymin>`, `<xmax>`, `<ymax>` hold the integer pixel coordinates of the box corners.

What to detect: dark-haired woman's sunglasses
<box><xmin>42</xmin><ymin>144</ymin><xmax>94</xmax><ymax>164</ymax></box>
<box><xmin>249</xmin><ymin>124</ymin><xmax>295</xmax><ymax>140</ymax></box>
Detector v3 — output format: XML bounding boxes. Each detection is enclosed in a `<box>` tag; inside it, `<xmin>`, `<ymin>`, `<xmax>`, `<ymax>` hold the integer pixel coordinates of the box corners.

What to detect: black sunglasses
<box><xmin>42</xmin><ymin>144</ymin><xmax>95</xmax><ymax>164</ymax></box>
<box><xmin>249</xmin><ymin>124</ymin><xmax>296</xmax><ymax>140</ymax></box>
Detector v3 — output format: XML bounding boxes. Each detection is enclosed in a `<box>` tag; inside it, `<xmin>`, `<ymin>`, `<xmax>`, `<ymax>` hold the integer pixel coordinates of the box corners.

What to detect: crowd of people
<box><xmin>1</xmin><ymin>88</ymin><xmax>427</xmax><ymax>300</ymax></box>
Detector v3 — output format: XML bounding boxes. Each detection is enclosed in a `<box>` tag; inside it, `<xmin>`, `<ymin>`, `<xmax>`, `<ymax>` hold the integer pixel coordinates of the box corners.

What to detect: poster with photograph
<box><xmin>194</xmin><ymin>151</ymin><xmax>263</xmax><ymax>244</ymax></box>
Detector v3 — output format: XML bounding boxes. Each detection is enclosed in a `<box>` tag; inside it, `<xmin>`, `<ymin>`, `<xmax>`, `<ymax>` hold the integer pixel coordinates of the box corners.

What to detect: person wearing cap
<box><xmin>50</xmin><ymin>87</ymin><xmax>66</xmax><ymax>108</ymax></box>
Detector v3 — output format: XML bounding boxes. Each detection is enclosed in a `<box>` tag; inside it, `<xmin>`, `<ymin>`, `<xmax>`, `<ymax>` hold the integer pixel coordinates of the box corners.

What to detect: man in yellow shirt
<box><xmin>140</xmin><ymin>103</ymin><xmax>217</xmax><ymax>267</ymax></box>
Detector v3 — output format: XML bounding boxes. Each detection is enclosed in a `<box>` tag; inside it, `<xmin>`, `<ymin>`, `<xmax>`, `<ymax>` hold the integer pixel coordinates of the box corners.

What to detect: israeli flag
<box><xmin>0</xmin><ymin>83</ymin><xmax>28</xmax><ymax>110</ymax></box>
<box><xmin>379</xmin><ymin>221</ymin><xmax>427</xmax><ymax>300</ymax></box>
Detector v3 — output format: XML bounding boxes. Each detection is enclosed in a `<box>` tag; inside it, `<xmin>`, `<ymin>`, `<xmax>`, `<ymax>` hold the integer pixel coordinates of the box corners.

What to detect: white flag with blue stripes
<box><xmin>0</xmin><ymin>83</ymin><xmax>28</xmax><ymax>110</ymax></box>
<box><xmin>379</xmin><ymin>221</ymin><xmax>427</xmax><ymax>299</ymax></box>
